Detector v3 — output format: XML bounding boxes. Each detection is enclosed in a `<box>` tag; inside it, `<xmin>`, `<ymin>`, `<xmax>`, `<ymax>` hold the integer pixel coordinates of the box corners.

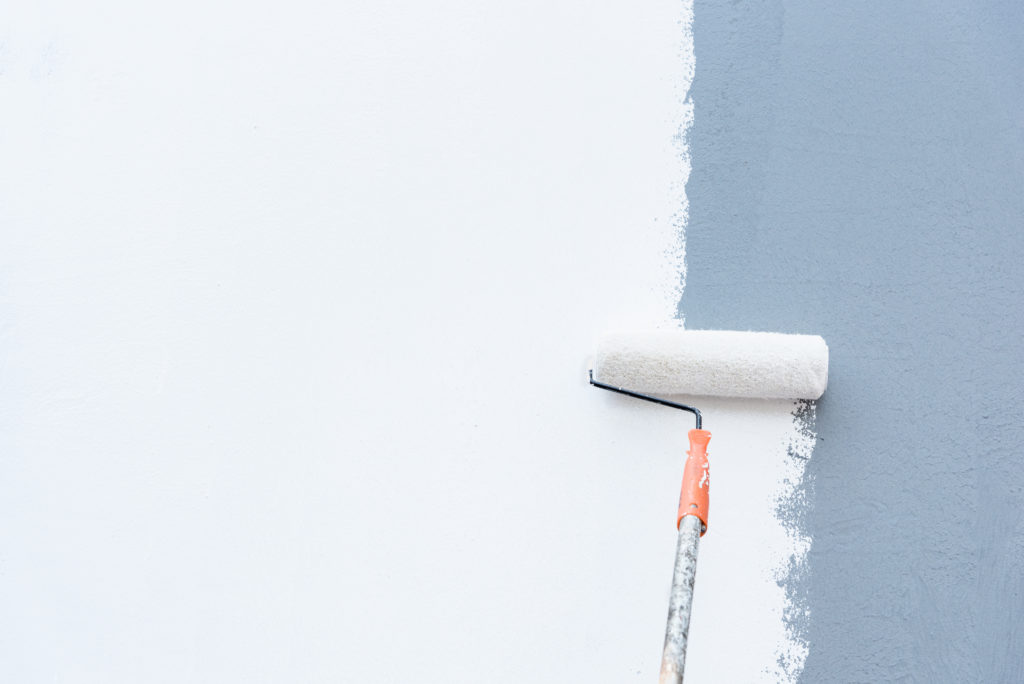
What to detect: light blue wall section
<box><xmin>682</xmin><ymin>2</ymin><xmax>1024</xmax><ymax>680</ymax></box>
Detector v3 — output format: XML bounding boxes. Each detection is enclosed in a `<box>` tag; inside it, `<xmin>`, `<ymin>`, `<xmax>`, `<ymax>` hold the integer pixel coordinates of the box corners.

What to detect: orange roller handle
<box><xmin>676</xmin><ymin>429</ymin><xmax>712</xmax><ymax>535</ymax></box>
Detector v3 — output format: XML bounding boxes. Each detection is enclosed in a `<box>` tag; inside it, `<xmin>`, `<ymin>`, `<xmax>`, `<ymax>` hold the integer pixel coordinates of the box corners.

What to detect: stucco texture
<box><xmin>681</xmin><ymin>1</ymin><xmax>1024</xmax><ymax>681</ymax></box>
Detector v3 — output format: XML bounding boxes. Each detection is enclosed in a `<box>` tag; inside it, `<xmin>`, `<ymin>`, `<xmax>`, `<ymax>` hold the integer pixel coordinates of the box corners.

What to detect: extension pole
<box><xmin>658</xmin><ymin>514</ymin><xmax>702</xmax><ymax>684</ymax></box>
<box><xmin>659</xmin><ymin>429</ymin><xmax>712</xmax><ymax>684</ymax></box>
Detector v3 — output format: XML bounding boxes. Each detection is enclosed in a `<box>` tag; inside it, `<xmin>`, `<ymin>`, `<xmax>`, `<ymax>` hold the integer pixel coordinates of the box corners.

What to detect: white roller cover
<box><xmin>594</xmin><ymin>329</ymin><xmax>829</xmax><ymax>399</ymax></box>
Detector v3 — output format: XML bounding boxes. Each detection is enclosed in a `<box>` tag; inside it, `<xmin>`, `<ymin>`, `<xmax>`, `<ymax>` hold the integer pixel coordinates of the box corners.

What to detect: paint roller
<box><xmin>589</xmin><ymin>329</ymin><xmax>828</xmax><ymax>684</ymax></box>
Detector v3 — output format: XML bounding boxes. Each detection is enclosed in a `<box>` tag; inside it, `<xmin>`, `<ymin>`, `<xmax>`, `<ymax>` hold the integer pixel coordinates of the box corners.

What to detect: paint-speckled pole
<box><xmin>659</xmin><ymin>514</ymin><xmax>702</xmax><ymax>684</ymax></box>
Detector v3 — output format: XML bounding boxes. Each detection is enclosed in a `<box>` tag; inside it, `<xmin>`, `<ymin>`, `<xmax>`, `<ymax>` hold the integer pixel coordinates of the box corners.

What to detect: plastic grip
<box><xmin>676</xmin><ymin>429</ymin><xmax>712</xmax><ymax>535</ymax></box>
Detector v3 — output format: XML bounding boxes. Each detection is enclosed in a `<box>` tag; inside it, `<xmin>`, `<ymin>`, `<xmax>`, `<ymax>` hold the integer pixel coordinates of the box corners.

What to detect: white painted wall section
<box><xmin>0</xmin><ymin>2</ymin><xmax>810</xmax><ymax>682</ymax></box>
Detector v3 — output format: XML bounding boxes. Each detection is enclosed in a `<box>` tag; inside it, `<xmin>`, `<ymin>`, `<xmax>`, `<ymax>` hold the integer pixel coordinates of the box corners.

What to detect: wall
<box><xmin>8</xmin><ymin>1</ymin><xmax>1011</xmax><ymax>682</ymax></box>
<box><xmin>683</xmin><ymin>1</ymin><xmax>1024</xmax><ymax>681</ymax></box>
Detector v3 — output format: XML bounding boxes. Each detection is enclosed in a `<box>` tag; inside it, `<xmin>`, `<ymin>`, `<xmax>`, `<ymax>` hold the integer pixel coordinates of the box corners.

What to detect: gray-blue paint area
<box><xmin>681</xmin><ymin>2</ymin><xmax>1024</xmax><ymax>681</ymax></box>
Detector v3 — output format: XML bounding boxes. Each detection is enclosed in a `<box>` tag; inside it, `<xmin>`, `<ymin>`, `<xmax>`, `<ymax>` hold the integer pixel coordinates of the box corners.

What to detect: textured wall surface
<box><xmin>682</xmin><ymin>1</ymin><xmax>1024</xmax><ymax>681</ymax></box>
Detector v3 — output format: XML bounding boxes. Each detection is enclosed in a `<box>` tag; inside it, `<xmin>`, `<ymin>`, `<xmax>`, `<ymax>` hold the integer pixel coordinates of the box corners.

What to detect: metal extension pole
<box><xmin>659</xmin><ymin>514</ymin><xmax>703</xmax><ymax>684</ymax></box>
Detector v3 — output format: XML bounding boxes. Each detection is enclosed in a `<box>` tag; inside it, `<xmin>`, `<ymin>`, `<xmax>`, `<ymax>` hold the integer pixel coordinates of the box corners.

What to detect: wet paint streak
<box><xmin>775</xmin><ymin>400</ymin><xmax>816</xmax><ymax>678</ymax></box>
